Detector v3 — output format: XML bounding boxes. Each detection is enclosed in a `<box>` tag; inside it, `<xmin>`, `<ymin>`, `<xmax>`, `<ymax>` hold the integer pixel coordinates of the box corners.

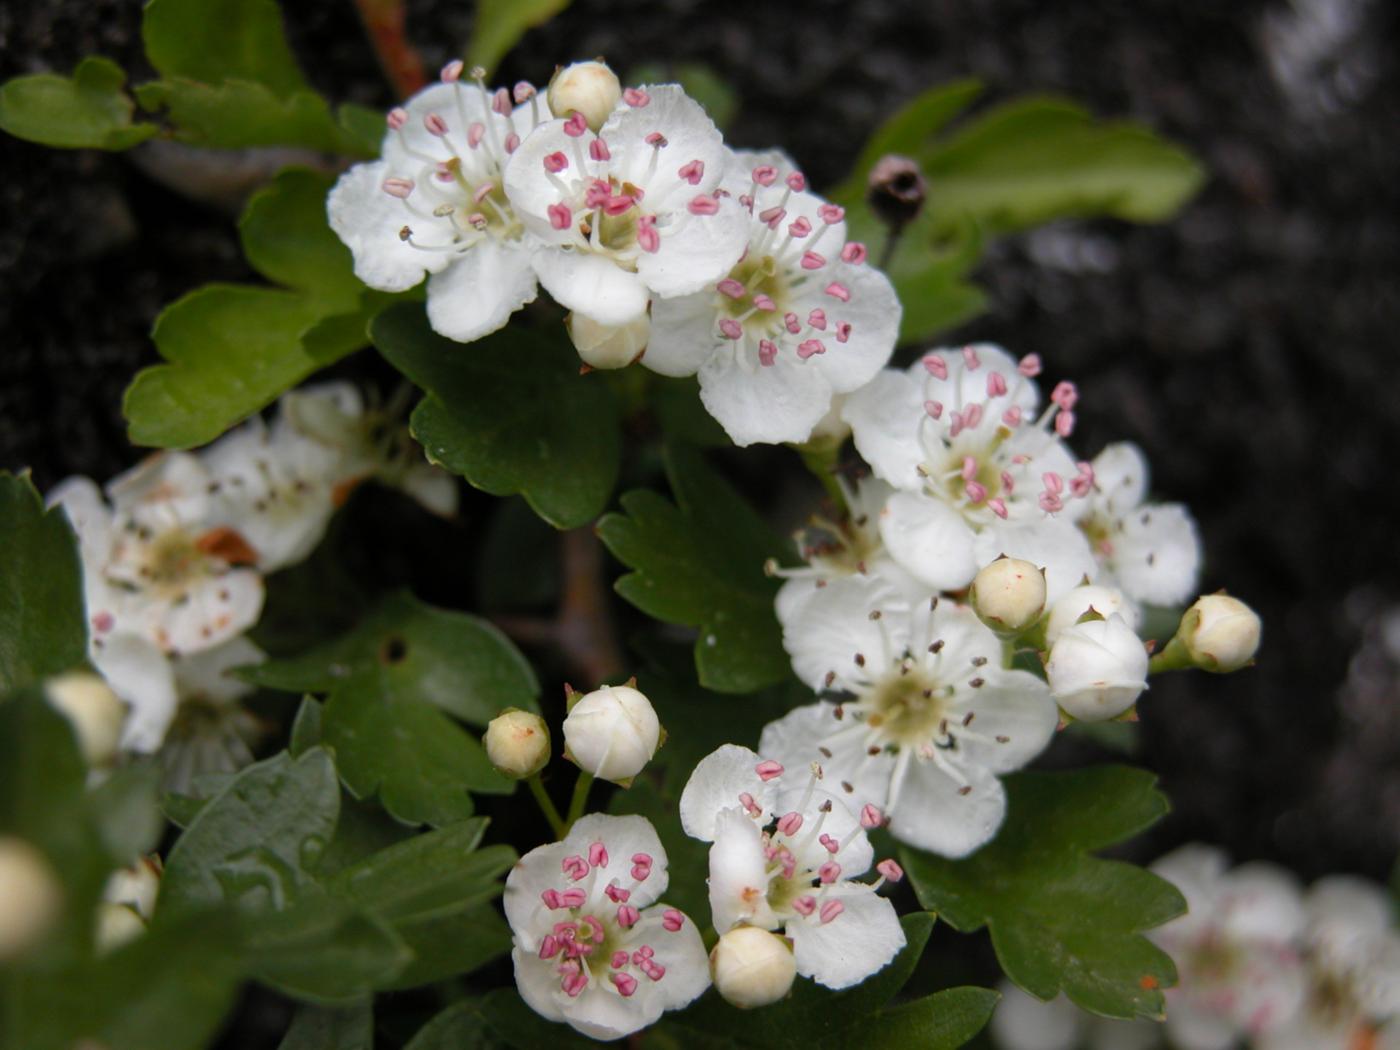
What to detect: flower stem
<box><xmin>793</xmin><ymin>440</ymin><xmax>847</xmax><ymax>513</ymax></box>
<box><xmin>527</xmin><ymin>774</ymin><xmax>567</xmax><ymax>839</ymax></box>
<box><xmin>563</xmin><ymin>771</ymin><xmax>595</xmax><ymax>834</ymax></box>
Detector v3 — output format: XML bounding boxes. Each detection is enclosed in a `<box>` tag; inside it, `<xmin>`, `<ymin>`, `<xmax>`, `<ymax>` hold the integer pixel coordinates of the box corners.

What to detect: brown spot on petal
<box><xmin>196</xmin><ymin>526</ymin><xmax>259</xmax><ymax>566</ymax></box>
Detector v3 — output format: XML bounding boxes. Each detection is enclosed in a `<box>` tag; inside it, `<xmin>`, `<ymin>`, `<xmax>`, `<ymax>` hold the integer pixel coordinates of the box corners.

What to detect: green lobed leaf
<box><xmin>855</xmin><ymin>987</ymin><xmax>1000</xmax><ymax>1047</ymax></box>
<box><xmin>381</xmin><ymin>904</ymin><xmax>513</xmax><ymax>990</ymax></box>
<box><xmin>467</xmin><ymin>0</ymin><xmax>574</xmax><ymax>77</ymax></box>
<box><xmin>319</xmin><ymin>673</ymin><xmax>509</xmax><ymax>826</ymax></box>
<box><xmin>0</xmin><ymin>57</ymin><xmax>158</xmax><ymax>151</ymax></box>
<box><xmin>246</xmin><ymin>590</ymin><xmax>540</xmax><ymax>724</ymax></box>
<box><xmin>372</xmin><ymin>303</ymin><xmax>622</xmax><ymax>529</ymax></box>
<box><xmin>902</xmin><ymin>765</ymin><xmax>1187</xmax><ymax>1021</ymax></box>
<box><xmin>596</xmin><ymin>445</ymin><xmax>790</xmax><ymax>693</ymax></box>
<box><xmin>142</xmin><ymin>0</ymin><xmax>308</xmax><ymax>96</ymax></box>
<box><xmin>278</xmin><ymin>1001</ymin><xmax>373</xmax><ymax>1050</ymax></box>
<box><xmin>404</xmin><ymin>999</ymin><xmax>503</xmax><ymax>1050</ymax></box>
<box><xmin>124</xmin><ymin>169</ymin><xmax>380</xmax><ymax>449</ymax></box>
<box><xmin>0</xmin><ymin>474</ymin><xmax>89</xmax><ymax>691</ymax></box>
<box><xmin>160</xmin><ymin>748</ymin><xmax>341</xmax><ymax>914</ymax></box>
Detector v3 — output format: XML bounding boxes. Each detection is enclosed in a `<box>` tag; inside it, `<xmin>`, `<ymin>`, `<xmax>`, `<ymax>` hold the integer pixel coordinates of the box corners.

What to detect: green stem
<box><xmin>527</xmin><ymin>775</ymin><xmax>566</xmax><ymax>839</ymax></box>
<box><xmin>563</xmin><ymin>771</ymin><xmax>595</xmax><ymax>834</ymax></box>
<box><xmin>1148</xmin><ymin>635</ymin><xmax>1194</xmax><ymax>675</ymax></box>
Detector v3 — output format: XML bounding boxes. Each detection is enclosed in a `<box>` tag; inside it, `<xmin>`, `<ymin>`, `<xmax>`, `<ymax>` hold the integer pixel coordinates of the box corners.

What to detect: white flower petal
<box><xmin>93</xmin><ymin>633</ymin><xmax>177</xmax><ymax>754</ymax></box>
<box><xmin>779</xmin><ymin>573</ymin><xmax>907</xmax><ymax>691</ymax></box>
<box><xmin>641</xmin><ymin>291</ymin><xmax>716</xmax><ymax>377</ymax></box>
<box><xmin>990</xmin><ymin>984</ymin><xmax>1084</xmax><ymax>1050</ymax></box>
<box><xmin>1110</xmin><ymin>502</ymin><xmax>1201</xmax><ymax>607</ymax></box>
<box><xmin>637</xmin><ymin>193</ymin><xmax>748</xmax><ymax>299</ymax></box>
<box><xmin>793</xmin><ymin>262</ymin><xmax>900</xmax><ymax>393</ymax></box>
<box><xmin>678</xmin><ymin>744</ymin><xmax>776</xmax><ymax>841</ymax></box>
<box><xmin>568</xmin><ymin>812</ymin><xmax>670</xmax><ymax>908</ymax></box>
<box><xmin>510</xmin><ymin>946</ymin><xmax>570</xmax><ymax>1024</ymax></box>
<box><xmin>501</xmin><ymin>119</ymin><xmax>604</xmax><ymax>242</ymax></box>
<box><xmin>760</xmin><ymin>703</ymin><xmax>895</xmax><ymax>815</ymax></box>
<box><xmin>880</xmin><ymin>490</ymin><xmax>980</xmax><ymax>592</ymax></box>
<box><xmin>842</xmin><ymin>367</ymin><xmax>925</xmax><ymax>489</ymax></box>
<box><xmin>773</xmin><ymin>786</ymin><xmax>874</xmax><ymax>877</ymax></box>
<box><xmin>786</xmin><ymin>882</ymin><xmax>905</xmax><ymax>989</ymax></box>
<box><xmin>601</xmin><ymin>85</ymin><xmax>727</xmax><ymax>196</ymax></box>
<box><xmin>709</xmin><ymin>807</ymin><xmax>779</xmax><ymax>931</ymax></box>
<box><xmin>640</xmin><ymin>908</ymin><xmax>711</xmax><ymax>1010</ymax></box>
<box><xmin>1163</xmin><ymin>1000</ymin><xmax>1239</xmax><ymax>1050</ymax></box>
<box><xmin>532</xmin><ymin>250</ymin><xmax>650</xmax><ymax>325</ymax></box>
<box><xmin>697</xmin><ymin>345</ymin><xmax>835</xmax><ymax>447</ymax></box>
<box><xmin>328</xmin><ymin>161</ymin><xmax>445</xmax><ymax>292</ymax></box>
<box><xmin>1216</xmin><ymin>863</ymin><xmax>1306</xmax><ymax>944</ymax></box>
<box><xmin>173</xmin><ymin>636</ymin><xmax>263</xmax><ymax>704</ymax></box>
<box><xmin>1091</xmin><ymin>443</ymin><xmax>1150</xmax><ymax>517</ymax></box>
<box><xmin>426</xmin><ymin>238</ymin><xmax>539</xmax><ymax>343</ymax></box>
<box><xmin>887</xmin><ymin>756</ymin><xmax>1006</xmax><ymax>857</ymax></box>
<box><xmin>948</xmin><ymin>670</ymin><xmax>1058</xmax><ymax>773</ymax></box>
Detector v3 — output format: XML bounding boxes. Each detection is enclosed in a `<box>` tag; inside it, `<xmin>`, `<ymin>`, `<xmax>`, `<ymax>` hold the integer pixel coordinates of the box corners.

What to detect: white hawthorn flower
<box><xmin>762</xmin><ymin>574</ymin><xmax>1059</xmax><ymax>857</ymax></box>
<box><xmin>563</xmin><ymin>684</ymin><xmax>662</xmax><ymax>785</ymax></box>
<box><xmin>1150</xmin><ymin>845</ymin><xmax>1308</xmax><ymax>1049</ymax></box>
<box><xmin>1045</xmin><ymin>613</ymin><xmax>1149</xmax><ymax>722</ymax></box>
<box><xmin>1083</xmin><ymin>443</ymin><xmax>1201</xmax><ymax>607</ymax></box>
<box><xmin>646</xmin><ymin>151</ymin><xmax>900</xmax><ymax>446</ymax></box>
<box><xmin>156</xmin><ymin>635</ymin><xmax>265</xmax><ymax>791</ymax></box>
<box><xmin>503</xmin><ymin>82</ymin><xmax>749</xmax><ymax>327</ymax></box>
<box><xmin>503</xmin><ymin>814</ymin><xmax>709</xmax><ymax>1040</ymax></box>
<box><xmin>1255</xmin><ymin>877</ymin><xmax>1400</xmax><ymax>1050</ymax></box>
<box><xmin>842</xmin><ymin>345</ymin><xmax>1097</xmax><ymax>603</ymax></box>
<box><xmin>50</xmin><ymin>456</ymin><xmax>264</xmax><ymax>659</ymax></box>
<box><xmin>710</xmin><ymin>926</ymin><xmax>797</xmax><ymax>1009</ymax></box>
<box><xmin>678</xmin><ymin>744</ymin><xmax>906</xmax><ymax>989</ymax></box>
<box><xmin>328</xmin><ymin>65</ymin><xmax>552</xmax><ymax>343</ymax></box>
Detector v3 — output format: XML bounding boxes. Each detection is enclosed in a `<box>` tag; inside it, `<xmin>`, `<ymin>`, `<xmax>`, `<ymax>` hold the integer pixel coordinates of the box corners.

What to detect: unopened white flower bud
<box><xmin>562</xmin><ymin>684</ymin><xmax>660</xmax><ymax>784</ymax></box>
<box><xmin>44</xmin><ymin>672</ymin><xmax>126</xmax><ymax>767</ymax></box>
<box><xmin>548</xmin><ymin>61</ymin><xmax>622</xmax><ymax>132</ymax></box>
<box><xmin>0</xmin><ymin>837</ymin><xmax>62</xmax><ymax>961</ymax></box>
<box><xmin>1180</xmin><ymin>594</ymin><xmax>1261</xmax><ymax>673</ymax></box>
<box><xmin>972</xmin><ymin>557</ymin><xmax>1046</xmax><ymax>634</ymax></box>
<box><xmin>95</xmin><ymin>902</ymin><xmax>146</xmax><ymax>955</ymax></box>
<box><xmin>103</xmin><ymin>856</ymin><xmax>161</xmax><ymax>921</ymax></box>
<box><xmin>566</xmin><ymin>311</ymin><xmax>649</xmax><ymax>370</ymax></box>
<box><xmin>1045</xmin><ymin>614</ymin><xmax>1149</xmax><ymax>722</ymax></box>
<box><xmin>710</xmin><ymin>926</ymin><xmax>797</xmax><ymax>1009</ymax></box>
<box><xmin>484</xmin><ymin>709</ymin><xmax>551</xmax><ymax>779</ymax></box>
<box><xmin>1044</xmin><ymin>584</ymin><xmax>1138</xmax><ymax>647</ymax></box>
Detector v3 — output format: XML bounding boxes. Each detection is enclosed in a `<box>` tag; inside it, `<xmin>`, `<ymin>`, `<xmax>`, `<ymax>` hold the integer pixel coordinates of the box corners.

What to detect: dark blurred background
<box><xmin>2</xmin><ymin>0</ymin><xmax>1397</xmax><ymax>909</ymax></box>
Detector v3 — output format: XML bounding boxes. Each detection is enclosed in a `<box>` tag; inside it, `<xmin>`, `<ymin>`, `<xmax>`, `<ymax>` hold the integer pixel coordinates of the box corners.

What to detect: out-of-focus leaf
<box><xmin>278</xmin><ymin>1001</ymin><xmax>373</xmax><ymax>1050</ymax></box>
<box><xmin>478</xmin><ymin>497</ymin><xmax>559</xmax><ymax>613</ymax></box>
<box><xmin>373</xmin><ymin>304</ymin><xmax>621</xmax><ymax>530</ymax></box>
<box><xmin>319</xmin><ymin>673</ymin><xmax>508</xmax><ymax>826</ymax></box>
<box><xmin>0</xmin><ymin>474</ymin><xmax>88</xmax><ymax>691</ymax></box>
<box><xmin>597</xmin><ymin>446</ymin><xmax>790</xmax><ymax>693</ymax></box>
<box><xmin>142</xmin><ymin>0</ymin><xmax>308</xmax><ymax>96</ymax></box>
<box><xmin>856</xmin><ymin>987</ymin><xmax>1000</xmax><ymax>1047</ymax></box>
<box><xmin>404</xmin><ymin>999</ymin><xmax>503</xmax><ymax>1050</ymax></box>
<box><xmin>382</xmin><ymin>903</ymin><xmax>513</xmax><ymax>990</ymax></box>
<box><xmin>88</xmin><ymin>762</ymin><xmax>165</xmax><ymax>862</ymax></box>
<box><xmin>466</xmin><ymin>0</ymin><xmax>573</xmax><ymax>77</ymax></box>
<box><xmin>245</xmin><ymin>590</ymin><xmax>539</xmax><ymax>724</ymax></box>
<box><xmin>0</xmin><ymin>57</ymin><xmax>157</xmax><ymax>150</ymax></box>
<box><xmin>477</xmin><ymin>987</ymin><xmax>602</xmax><ymax>1050</ymax></box>
<box><xmin>160</xmin><ymin>748</ymin><xmax>340</xmax><ymax>913</ymax></box>
<box><xmin>903</xmin><ymin>765</ymin><xmax>1186</xmax><ymax>1020</ymax></box>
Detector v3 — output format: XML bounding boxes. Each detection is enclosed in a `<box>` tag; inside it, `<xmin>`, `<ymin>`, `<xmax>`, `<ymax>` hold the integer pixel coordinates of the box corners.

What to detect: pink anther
<box><xmin>424</xmin><ymin>113</ymin><xmax>449</xmax><ymax>136</ymax></box>
<box><xmin>543</xmin><ymin>152</ymin><xmax>568</xmax><ymax>173</ymax></box>
<box><xmin>801</xmin><ymin>251</ymin><xmax>826</xmax><ymax>270</ymax></box>
<box><xmin>611</xmin><ymin>972</ymin><xmax>638</xmax><ymax>996</ymax></box>
<box><xmin>836</xmin><ymin>321</ymin><xmax>852</xmax><ymax>343</ymax></box>
<box><xmin>678</xmin><ymin>159</ymin><xmax>705</xmax><ymax>184</ymax></box>
<box><xmin>588</xmin><ymin>842</ymin><xmax>609</xmax><ymax>867</ymax></box>
<box><xmin>562</xmin><ymin>112</ymin><xmax>588</xmax><ymax>137</ymax></box>
<box><xmin>860</xmin><ymin>804</ymin><xmax>884</xmax><ymax>828</ymax></box>
<box><xmin>623</xmin><ymin>88</ymin><xmax>650</xmax><ymax>107</ymax></box>
<box><xmin>755</xmin><ymin>760</ymin><xmax>784</xmax><ymax>781</ymax></box>
<box><xmin>922</xmin><ymin>354</ymin><xmax>948</xmax><ymax>379</ymax></box>
<box><xmin>440</xmin><ymin>60</ymin><xmax>464</xmax><ymax>83</ymax></box>
<box><xmin>824</xmin><ymin>281</ymin><xmax>851</xmax><ymax>302</ymax></box>
<box><xmin>382</xmin><ymin>177</ymin><xmax>415</xmax><ymax>199</ymax></box>
<box><xmin>548</xmin><ymin>203</ymin><xmax>573</xmax><ymax>230</ymax></box>
<box><xmin>616</xmin><ymin>905</ymin><xmax>640</xmax><ymax>927</ymax></box>
<box><xmin>386</xmin><ymin>107</ymin><xmax>408</xmax><ymax>130</ymax></box>
<box><xmin>818</xmin><ymin>204</ymin><xmax>845</xmax><ymax>224</ymax></box>
<box><xmin>776</xmin><ymin>811</ymin><xmax>804</xmax><ymax>836</ymax></box>
<box><xmin>752</xmin><ymin>165</ymin><xmax>778</xmax><ymax>186</ymax></box>
<box><xmin>786</xmin><ymin>172</ymin><xmax>807</xmax><ymax>191</ymax></box>
<box><xmin>758</xmin><ymin>340</ymin><xmax>777</xmax><ymax>367</ymax></box>
<box><xmin>589</xmin><ymin>137</ymin><xmax>611</xmax><ymax>161</ymax></box>
<box><xmin>789</xmin><ymin>216</ymin><xmax>813</xmax><ymax>238</ymax></box>
<box><xmin>987</xmin><ymin>372</ymin><xmax>1008</xmax><ymax>397</ymax></box>
<box><xmin>688</xmin><ymin>194</ymin><xmax>719</xmax><ymax>215</ymax></box>
<box><xmin>819</xmin><ymin>900</ymin><xmax>845</xmax><ymax>924</ymax></box>
<box><xmin>877</xmin><ymin>859</ymin><xmax>905</xmax><ymax>882</ymax></box>
<box><xmin>807</xmin><ymin>308</ymin><xmax>827</xmax><ymax>330</ymax></box>
<box><xmin>717</xmin><ymin>278</ymin><xmax>746</xmax><ymax>299</ymax></box>
<box><xmin>819</xmin><ymin>861</ymin><xmax>842</xmax><ymax>884</ymax></box>
<box><xmin>841</xmin><ymin>241</ymin><xmax>868</xmax><ymax>263</ymax></box>
<box><xmin>719</xmin><ymin>319</ymin><xmax>743</xmax><ymax>340</ymax></box>
<box><xmin>562</xmin><ymin>855</ymin><xmax>590</xmax><ymax>881</ymax></box>
<box><xmin>1018</xmin><ymin>353</ymin><xmax>1042</xmax><ymax>377</ymax></box>
<box><xmin>962</xmin><ymin>346</ymin><xmax>981</xmax><ymax>369</ymax></box>
<box><xmin>792</xmin><ymin>896</ymin><xmax>817</xmax><ymax>916</ymax></box>
<box><xmin>662</xmin><ymin>909</ymin><xmax>685</xmax><ymax>932</ymax></box>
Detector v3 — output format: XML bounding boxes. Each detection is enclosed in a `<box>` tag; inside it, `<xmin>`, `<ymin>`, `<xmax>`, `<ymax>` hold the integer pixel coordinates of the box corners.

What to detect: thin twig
<box><xmin>352</xmin><ymin>0</ymin><xmax>428</xmax><ymax>99</ymax></box>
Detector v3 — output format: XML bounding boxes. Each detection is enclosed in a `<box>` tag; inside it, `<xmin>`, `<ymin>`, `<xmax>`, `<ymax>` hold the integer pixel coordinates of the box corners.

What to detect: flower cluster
<box><xmin>329</xmin><ymin>62</ymin><xmax>900</xmax><ymax>447</ymax></box>
<box><xmin>47</xmin><ymin>383</ymin><xmax>453</xmax><ymax>786</ymax></box>
<box><xmin>989</xmin><ymin>846</ymin><xmax>1400</xmax><ymax>1050</ymax></box>
<box><xmin>759</xmin><ymin>342</ymin><xmax>1258</xmax><ymax>858</ymax></box>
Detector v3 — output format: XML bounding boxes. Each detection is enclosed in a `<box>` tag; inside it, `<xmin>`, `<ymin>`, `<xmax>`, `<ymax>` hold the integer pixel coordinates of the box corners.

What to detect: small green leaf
<box><xmin>289</xmin><ymin>696</ymin><xmax>325</xmax><ymax>756</ymax></box>
<box><xmin>321</xmin><ymin>673</ymin><xmax>509</xmax><ymax>826</ymax></box>
<box><xmin>240</xmin><ymin>169</ymin><xmax>362</xmax><ymax>308</ymax></box>
<box><xmin>246</xmin><ymin>590</ymin><xmax>540</xmax><ymax>724</ymax></box>
<box><xmin>135</xmin><ymin>78</ymin><xmax>375</xmax><ymax>156</ymax></box>
<box><xmin>381</xmin><ymin>903</ymin><xmax>513</xmax><ymax>990</ymax></box>
<box><xmin>404</xmin><ymin>999</ymin><xmax>500</xmax><ymax>1050</ymax></box>
<box><xmin>467</xmin><ymin>0</ymin><xmax>573</xmax><ymax>77</ymax></box>
<box><xmin>903</xmin><ymin>765</ymin><xmax>1187</xmax><ymax>1020</ymax></box>
<box><xmin>597</xmin><ymin>446</ymin><xmax>790</xmax><ymax>693</ymax></box>
<box><xmin>372</xmin><ymin>303</ymin><xmax>622</xmax><ymax>529</ymax></box>
<box><xmin>278</xmin><ymin>1001</ymin><xmax>373</xmax><ymax>1050</ymax></box>
<box><xmin>0</xmin><ymin>57</ymin><xmax>157</xmax><ymax>150</ymax></box>
<box><xmin>142</xmin><ymin>0</ymin><xmax>308</xmax><ymax>96</ymax></box>
<box><xmin>857</xmin><ymin>987</ymin><xmax>1000</xmax><ymax>1047</ymax></box>
<box><xmin>0</xmin><ymin>474</ymin><xmax>88</xmax><ymax>691</ymax></box>
<box><xmin>160</xmin><ymin>748</ymin><xmax>341</xmax><ymax>914</ymax></box>
<box><xmin>88</xmin><ymin>762</ymin><xmax>165</xmax><ymax>863</ymax></box>
<box><xmin>325</xmin><ymin>819</ymin><xmax>514</xmax><ymax>923</ymax></box>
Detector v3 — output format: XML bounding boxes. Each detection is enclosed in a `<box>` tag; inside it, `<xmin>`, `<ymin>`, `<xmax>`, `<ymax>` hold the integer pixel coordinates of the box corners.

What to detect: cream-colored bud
<box><xmin>0</xmin><ymin>837</ymin><xmax>62</xmax><ymax>961</ymax></box>
<box><xmin>103</xmin><ymin>856</ymin><xmax>162</xmax><ymax>921</ymax></box>
<box><xmin>547</xmin><ymin>61</ymin><xmax>622</xmax><ymax>132</ymax></box>
<box><xmin>1181</xmin><ymin>594</ymin><xmax>1261</xmax><ymax>673</ymax></box>
<box><xmin>1044</xmin><ymin>584</ymin><xmax>1138</xmax><ymax>647</ymax></box>
<box><xmin>45</xmin><ymin>671</ymin><xmax>126</xmax><ymax>767</ymax></box>
<box><xmin>562</xmin><ymin>684</ymin><xmax>660</xmax><ymax>784</ymax></box>
<box><xmin>710</xmin><ymin>926</ymin><xmax>797</xmax><ymax>1009</ymax></box>
<box><xmin>566</xmin><ymin>311</ymin><xmax>649</xmax><ymax>370</ymax></box>
<box><xmin>971</xmin><ymin>557</ymin><xmax>1046</xmax><ymax>634</ymax></box>
<box><xmin>95</xmin><ymin>902</ymin><xmax>146</xmax><ymax>955</ymax></box>
<box><xmin>484</xmin><ymin>709</ymin><xmax>551</xmax><ymax>779</ymax></box>
<box><xmin>1046</xmin><ymin>614</ymin><xmax>1149</xmax><ymax>722</ymax></box>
